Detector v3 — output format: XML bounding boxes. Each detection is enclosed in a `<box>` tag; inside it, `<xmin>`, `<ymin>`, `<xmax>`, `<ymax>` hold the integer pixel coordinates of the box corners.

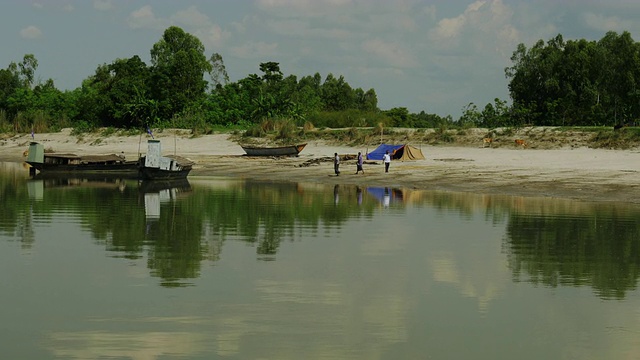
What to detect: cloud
<box><xmin>230</xmin><ymin>41</ymin><xmax>279</xmax><ymax>59</ymax></box>
<box><xmin>429</xmin><ymin>0</ymin><xmax>518</xmax><ymax>55</ymax></box>
<box><xmin>93</xmin><ymin>0</ymin><xmax>113</xmax><ymax>11</ymax></box>
<box><xmin>361</xmin><ymin>38</ymin><xmax>418</xmax><ymax>69</ymax></box>
<box><xmin>266</xmin><ymin>18</ymin><xmax>350</xmax><ymax>40</ymax></box>
<box><xmin>20</xmin><ymin>26</ymin><xmax>42</xmax><ymax>39</ymax></box>
<box><xmin>127</xmin><ymin>5</ymin><xmax>229</xmax><ymax>48</ymax></box>
<box><xmin>583</xmin><ymin>13</ymin><xmax>632</xmax><ymax>32</ymax></box>
<box><xmin>256</xmin><ymin>0</ymin><xmax>352</xmax><ymax>16</ymax></box>
<box><xmin>127</xmin><ymin>5</ymin><xmax>167</xmax><ymax>30</ymax></box>
<box><xmin>430</xmin><ymin>1</ymin><xmax>487</xmax><ymax>41</ymax></box>
<box><xmin>171</xmin><ymin>6</ymin><xmax>211</xmax><ymax>28</ymax></box>
<box><xmin>194</xmin><ymin>25</ymin><xmax>230</xmax><ymax>49</ymax></box>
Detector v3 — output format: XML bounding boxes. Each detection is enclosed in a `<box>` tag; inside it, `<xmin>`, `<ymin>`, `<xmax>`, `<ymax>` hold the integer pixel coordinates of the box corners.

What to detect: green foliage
<box><xmin>306</xmin><ymin>109</ymin><xmax>388</xmax><ymax>128</ymax></box>
<box><xmin>70</xmin><ymin>120</ymin><xmax>96</xmax><ymax>135</ymax></box>
<box><xmin>433</xmin><ymin>124</ymin><xmax>454</xmax><ymax>143</ymax></box>
<box><xmin>150</xmin><ymin>26</ymin><xmax>212</xmax><ymax>120</ymax></box>
<box><xmin>276</xmin><ymin>119</ymin><xmax>298</xmax><ymax>140</ymax></box>
<box><xmin>241</xmin><ymin>118</ymin><xmax>300</xmax><ymax>142</ymax></box>
<box><xmin>506</xmin><ymin>31</ymin><xmax>640</xmax><ymax>126</ymax></box>
<box><xmin>591</xmin><ymin>127</ymin><xmax>640</xmax><ymax>149</ymax></box>
<box><xmin>384</xmin><ymin>107</ymin><xmax>411</xmax><ymax>127</ymax></box>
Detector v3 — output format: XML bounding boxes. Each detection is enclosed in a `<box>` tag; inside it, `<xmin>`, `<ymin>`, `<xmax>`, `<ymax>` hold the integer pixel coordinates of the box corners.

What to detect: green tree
<box><xmin>208</xmin><ymin>52</ymin><xmax>229</xmax><ymax>88</ymax></box>
<box><xmin>384</xmin><ymin>107</ymin><xmax>411</xmax><ymax>127</ymax></box>
<box><xmin>150</xmin><ymin>26</ymin><xmax>212</xmax><ymax>120</ymax></box>
<box><xmin>0</xmin><ymin>68</ymin><xmax>21</xmax><ymax>118</ymax></box>
<box><xmin>321</xmin><ymin>73</ymin><xmax>355</xmax><ymax>111</ymax></box>
<box><xmin>506</xmin><ymin>32</ymin><xmax>640</xmax><ymax>126</ymax></box>
<box><xmin>18</xmin><ymin>54</ymin><xmax>38</xmax><ymax>89</ymax></box>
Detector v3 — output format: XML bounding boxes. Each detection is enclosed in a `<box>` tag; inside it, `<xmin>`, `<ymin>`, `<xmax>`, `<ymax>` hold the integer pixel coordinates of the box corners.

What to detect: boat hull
<box><xmin>26</xmin><ymin>161</ymin><xmax>140</xmax><ymax>177</ymax></box>
<box><xmin>139</xmin><ymin>167</ymin><xmax>192</xmax><ymax>180</ymax></box>
<box><xmin>241</xmin><ymin>143</ymin><xmax>307</xmax><ymax>156</ymax></box>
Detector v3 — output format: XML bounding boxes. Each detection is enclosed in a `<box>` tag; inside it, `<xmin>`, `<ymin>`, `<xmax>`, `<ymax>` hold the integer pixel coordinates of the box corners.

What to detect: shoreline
<box><xmin>2</xmin><ymin>129</ymin><xmax>640</xmax><ymax>204</ymax></box>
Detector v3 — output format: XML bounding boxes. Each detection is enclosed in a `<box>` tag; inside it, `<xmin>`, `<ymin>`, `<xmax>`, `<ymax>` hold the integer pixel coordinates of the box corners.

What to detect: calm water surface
<box><xmin>2</xmin><ymin>161</ymin><xmax>640</xmax><ymax>359</ymax></box>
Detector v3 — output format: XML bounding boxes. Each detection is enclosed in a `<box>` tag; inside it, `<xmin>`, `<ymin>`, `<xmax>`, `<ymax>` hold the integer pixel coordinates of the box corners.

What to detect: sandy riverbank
<box><xmin>2</xmin><ymin>129</ymin><xmax>640</xmax><ymax>203</ymax></box>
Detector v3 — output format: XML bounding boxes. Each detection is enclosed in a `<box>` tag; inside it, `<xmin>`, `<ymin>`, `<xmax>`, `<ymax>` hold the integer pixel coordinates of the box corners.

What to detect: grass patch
<box><xmin>590</xmin><ymin>127</ymin><xmax>640</xmax><ymax>149</ymax></box>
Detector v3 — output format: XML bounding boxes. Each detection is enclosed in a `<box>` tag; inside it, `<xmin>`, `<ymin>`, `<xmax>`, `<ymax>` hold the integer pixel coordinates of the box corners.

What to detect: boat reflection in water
<box><xmin>142</xmin><ymin>179</ymin><xmax>192</xmax><ymax>222</ymax></box>
<box><xmin>26</xmin><ymin>175</ymin><xmax>191</xmax><ymax>205</ymax></box>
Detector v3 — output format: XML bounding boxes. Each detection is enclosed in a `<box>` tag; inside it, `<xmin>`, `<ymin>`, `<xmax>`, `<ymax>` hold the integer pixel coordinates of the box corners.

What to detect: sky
<box><xmin>2</xmin><ymin>0</ymin><xmax>640</xmax><ymax>119</ymax></box>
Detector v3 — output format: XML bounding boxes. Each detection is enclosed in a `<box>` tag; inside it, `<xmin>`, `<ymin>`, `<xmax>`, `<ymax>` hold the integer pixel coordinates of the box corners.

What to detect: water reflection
<box><xmin>366</xmin><ymin>187</ymin><xmax>404</xmax><ymax>207</ymax></box>
<box><xmin>3</xmin><ymin>162</ymin><xmax>640</xmax><ymax>299</ymax></box>
<box><xmin>505</xmin><ymin>201</ymin><xmax>640</xmax><ymax>299</ymax></box>
<box><xmin>4</xmin><ymin>162</ymin><xmax>640</xmax><ymax>358</ymax></box>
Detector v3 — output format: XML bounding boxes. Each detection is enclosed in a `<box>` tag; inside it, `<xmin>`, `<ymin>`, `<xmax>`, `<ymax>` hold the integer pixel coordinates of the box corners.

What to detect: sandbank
<box><xmin>1</xmin><ymin>129</ymin><xmax>640</xmax><ymax>203</ymax></box>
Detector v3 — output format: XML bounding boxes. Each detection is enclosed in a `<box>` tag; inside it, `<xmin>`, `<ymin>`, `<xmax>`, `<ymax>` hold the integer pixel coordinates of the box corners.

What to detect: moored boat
<box><xmin>241</xmin><ymin>143</ymin><xmax>307</xmax><ymax>156</ymax></box>
<box><xmin>25</xmin><ymin>142</ymin><xmax>139</xmax><ymax>177</ymax></box>
<box><xmin>138</xmin><ymin>139</ymin><xmax>193</xmax><ymax>180</ymax></box>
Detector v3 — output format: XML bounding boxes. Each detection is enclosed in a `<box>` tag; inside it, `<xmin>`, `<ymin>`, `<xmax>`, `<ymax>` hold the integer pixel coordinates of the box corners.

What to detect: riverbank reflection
<box><xmin>3</xmin><ymin>162</ymin><xmax>640</xmax><ymax>359</ymax></box>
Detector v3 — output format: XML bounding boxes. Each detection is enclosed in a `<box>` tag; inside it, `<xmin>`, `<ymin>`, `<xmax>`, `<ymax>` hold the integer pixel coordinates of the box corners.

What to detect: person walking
<box><xmin>355</xmin><ymin>152</ymin><xmax>364</xmax><ymax>174</ymax></box>
<box><xmin>334</xmin><ymin>152</ymin><xmax>340</xmax><ymax>176</ymax></box>
<box><xmin>382</xmin><ymin>150</ymin><xmax>391</xmax><ymax>173</ymax></box>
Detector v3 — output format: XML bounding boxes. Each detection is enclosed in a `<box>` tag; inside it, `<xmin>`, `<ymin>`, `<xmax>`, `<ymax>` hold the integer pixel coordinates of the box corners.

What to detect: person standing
<box><xmin>382</xmin><ymin>150</ymin><xmax>391</xmax><ymax>173</ymax></box>
<box><xmin>355</xmin><ymin>152</ymin><xmax>364</xmax><ymax>174</ymax></box>
<box><xmin>334</xmin><ymin>152</ymin><xmax>340</xmax><ymax>176</ymax></box>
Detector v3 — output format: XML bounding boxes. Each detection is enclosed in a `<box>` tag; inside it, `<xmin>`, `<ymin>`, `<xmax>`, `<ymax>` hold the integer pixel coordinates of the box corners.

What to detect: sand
<box><xmin>2</xmin><ymin>128</ymin><xmax>640</xmax><ymax>203</ymax></box>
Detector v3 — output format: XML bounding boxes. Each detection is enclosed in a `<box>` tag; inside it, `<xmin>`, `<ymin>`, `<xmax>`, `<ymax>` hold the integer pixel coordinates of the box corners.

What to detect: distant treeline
<box><xmin>1</xmin><ymin>27</ymin><xmax>639</xmax><ymax>133</ymax></box>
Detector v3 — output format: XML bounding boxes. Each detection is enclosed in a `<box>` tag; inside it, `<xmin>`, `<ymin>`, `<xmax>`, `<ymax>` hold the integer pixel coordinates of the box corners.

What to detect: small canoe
<box><xmin>241</xmin><ymin>143</ymin><xmax>307</xmax><ymax>156</ymax></box>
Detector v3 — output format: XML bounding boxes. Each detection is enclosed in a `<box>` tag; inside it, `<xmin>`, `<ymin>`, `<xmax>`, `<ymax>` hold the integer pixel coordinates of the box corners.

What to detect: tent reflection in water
<box><xmin>366</xmin><ymin>144</ymin><xmax>425</xmax><ymax>161</ymax></box>
<box><xmin>366</xmin><ymin>187</ymin><xmax>404</xmax><ymax>208</ymax></box>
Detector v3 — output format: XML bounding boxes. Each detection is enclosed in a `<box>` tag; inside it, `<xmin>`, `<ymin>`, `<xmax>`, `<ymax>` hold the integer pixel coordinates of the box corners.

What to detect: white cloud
<box><xmin>423</xmin><ymin>4</ymin><xmax>437</xmax><ymax>21</ymax></box>
<box><xmin>266</xmin><ymin>19</ymin><xmax>350</xmax><ymax>40</ymax></box>
<box><xmin>230</xmin><ymin>41</ymin><xmax>279</xmax><ymax>59</ymax></box>
<box><xmin>255</xmin><ymin>0</ymin><xmax>355</xmax><ymax>18</ymax></box>
<box><xmin>20</xmin><ymin>26</ymin><xmax>42</xmax><ymax>39</ymax></box>
<box><xmin>127</xmin><ymin>5</ymin><xmax>167</xmax><ymax>30</ymax></box>
<box><xmin>430</xmin><ymin>1</ymin><xmax>486</xmax><ymax>41</ymax></box>
<box><xmin>583</xmin><ymin>13</ymin><xmax>632</xmax><ymax>32</ymax></box>
<box><xmin>171</xmin><ymin>6</ymin><xmax>211</xmax><ymax>28</ymax></box>
<box><xmin>194</xmin><ymin>25</ymin><xmax>230</xmax><ymax>49</ymax></box>
<box><xmin>433</xmin><ymin>14</ymin><xmax>466</xmax><ymax>40</ymax></box>
<box><xmin>428</xmin><ymin>0</ymin><xmax>519</xmax><ymax>55</ymax></box>
<box><xmin>93</xmin><ymin>0</ymin><xmax>113</xmax><ymax>12</ymax></box>
<box><xmin>256</xmin><ymin>0</ymin><xmax>351</xmax><ymax>13</ymax></box>
<box><xmin>361</xmin><ymin>38</ymin><xmax>418</xmax><ymax>69</ymax></box>
<box><xmin>127</xmin><ymin>5</ymin><xmax>230</xmax><ymax>49</ymax></box>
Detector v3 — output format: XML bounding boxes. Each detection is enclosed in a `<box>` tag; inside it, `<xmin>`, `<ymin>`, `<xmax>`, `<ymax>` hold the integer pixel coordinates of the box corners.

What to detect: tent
<box><xmin>366</xmin><ymin>144</ymin><xmax>425</xmax><ymax>161</ymax></box>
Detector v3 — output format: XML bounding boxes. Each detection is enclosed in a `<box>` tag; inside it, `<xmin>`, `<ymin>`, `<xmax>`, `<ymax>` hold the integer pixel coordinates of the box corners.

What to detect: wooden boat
<box><xmin>241</xmin><ymin>143</ymin><xmax>307</xmax><ymax>156</ymax></box>
<box><xmin>139</xmin><ymin>140</ymin><xmax>193</xmax><ymax>180</ymax></box>
<box><xmin>25</xmin><ymin>142</ymin><xmax>139</xmax><ymax>177</ymax></box>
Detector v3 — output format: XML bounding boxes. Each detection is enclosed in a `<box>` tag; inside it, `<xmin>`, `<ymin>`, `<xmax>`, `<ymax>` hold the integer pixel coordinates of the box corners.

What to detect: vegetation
<box><xmin>2</xmin><ymin>27</ymin><xmax>640</xmax><ymax>137</ymax></box>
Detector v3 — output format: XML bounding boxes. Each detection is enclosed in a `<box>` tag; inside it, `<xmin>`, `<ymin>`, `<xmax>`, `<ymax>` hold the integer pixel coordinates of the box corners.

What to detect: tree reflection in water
<box><xmin>2</xmin><ymin>163</ymin><xmax>640</xmax><ymax>297</ymax></box>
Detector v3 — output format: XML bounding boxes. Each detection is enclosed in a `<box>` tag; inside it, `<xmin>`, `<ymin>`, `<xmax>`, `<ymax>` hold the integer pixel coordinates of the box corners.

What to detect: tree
<box><xmin>150</xmin><ymin>26</ymin><xmax>212</xmax><ymax>120</ymax></box>
<box><xmin>77</xmin><ymin>56</ymin><xmax>151</xmax><ymax>128</ymax></box>
<box><xmin>18</xmin><ymin>54</ymin><xmax>38</xmax><ymax>89</ymax></box>
<box><xmin>384</xmin><ymin>107</ymin><xmax>411</xmax><ymax>127</ymax></box>
<box><xmin>321</xmin><ymin>74</ymin><xmax>355</xmax><ymax>111</ymax></box>
<box><xmin>0</xmin><ymin>68</ymin><xmax>20</xmax><ymax>117</ymax></box>
<box><xmin>506</xmin><ymin>32</ymin><xmax>640</xmax><ymax>126</ymax></box>
<box><xmin>208</xmin><ymin>52</ymin><xmax>229</xmax><ymax>88</ymax></box>
<box><xmin>259</xmin><ymin>61</ymin><xmax>283</xmax><ymax>86</ymax></box>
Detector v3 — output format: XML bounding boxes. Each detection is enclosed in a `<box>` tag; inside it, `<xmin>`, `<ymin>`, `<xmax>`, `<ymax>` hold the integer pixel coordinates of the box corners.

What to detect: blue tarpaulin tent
<box><xmin>366</xmin><ymin>144</ymin><xmax>425</xmax><ymax>161</ymax></box>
